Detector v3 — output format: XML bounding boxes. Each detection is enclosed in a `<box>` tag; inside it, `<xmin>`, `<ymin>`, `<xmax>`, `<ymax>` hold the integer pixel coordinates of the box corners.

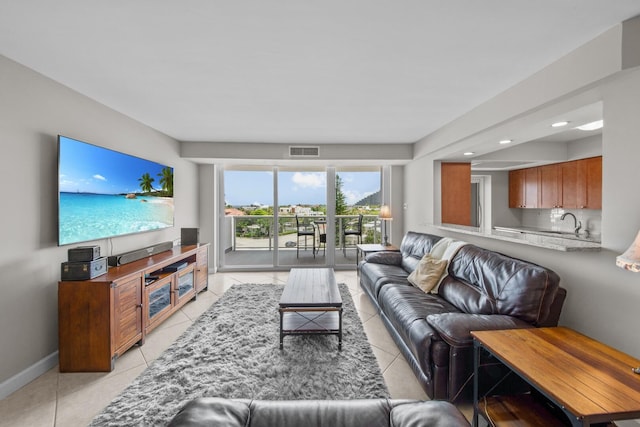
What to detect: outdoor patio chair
<box><xmin>296</xmin><ymin>215</ymin><xmax>316</xmax><ymax>258</ymax></box>
<box><xmin>314</xmin><ymin>219</ymin><xmax>327</xmax><ymax>256</ymax></box>
<box><xmin>343</xmin><ymin>214</ymin><xmax>363</xmax><ymax>256</ymax></box>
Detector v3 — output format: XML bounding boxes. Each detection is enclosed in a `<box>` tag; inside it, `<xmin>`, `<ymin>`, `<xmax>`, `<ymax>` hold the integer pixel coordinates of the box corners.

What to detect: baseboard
<box><xmin>0</xmin><ymin>351</ymin><xmax>58</xmax><ymax>399</ymax></box>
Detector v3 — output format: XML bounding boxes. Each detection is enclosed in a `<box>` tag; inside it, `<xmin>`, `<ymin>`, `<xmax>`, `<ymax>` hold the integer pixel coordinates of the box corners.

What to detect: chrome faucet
<box><xmin>560</xmin><ymin>212</ymin><xmax>582</xmax><ymax>236</ymax></box>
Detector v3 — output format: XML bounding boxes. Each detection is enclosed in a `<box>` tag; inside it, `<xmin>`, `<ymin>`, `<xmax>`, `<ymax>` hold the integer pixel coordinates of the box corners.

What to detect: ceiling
<box><xmin>2</xmin><ymin>1</ymin><xmax>640</xmax><ymax>144</ymax></box>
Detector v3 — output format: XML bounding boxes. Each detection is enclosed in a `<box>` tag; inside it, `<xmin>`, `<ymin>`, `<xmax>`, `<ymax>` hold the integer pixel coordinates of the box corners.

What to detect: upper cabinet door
<box><xmin>560</xmin><ymin>160</ymin><xmax>578</xmax><ymax>209</ymax></box>
<box><xmin>577</xmin><ymin>156</ymin><xmax>602</xmax><ymax>209</ymax></box>
<box><xmin>509</xmin><ymin>169</ymin><xmax>525</xmax><ymax>208</ymax></box>
<box><xmin>441</xmin><ymin>162</ymin><xmax>471</xmax><ymax>225</ymax></box>
<box><xmin>509</xmin><ymin>168</ymin><xmax>538</xmax><ymax>208</ymax></box>
<box><xmin>523</xmin><ymin>167</ymin><xmax>539</xmax><ymax>208</ymax></box>
<box><xmin>539</xmin><ymin>164</ymin><xmax>560</xmax><ymax>208</ymax></box>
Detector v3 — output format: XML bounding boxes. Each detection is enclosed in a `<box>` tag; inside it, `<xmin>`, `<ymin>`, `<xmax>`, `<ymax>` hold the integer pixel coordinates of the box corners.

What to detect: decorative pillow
<box><xmin>407</xmin><ymin>254</ymin><xmax>448</xmax><ymax>293</ymax></box>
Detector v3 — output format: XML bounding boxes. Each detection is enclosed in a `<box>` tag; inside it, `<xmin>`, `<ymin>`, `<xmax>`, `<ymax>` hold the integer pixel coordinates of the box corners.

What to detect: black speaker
<box><xmin>181</xmin><ymin>228</ymin><xmax>199</xmax><ymax>245</ymax></box>
<box><xmin>108</xmin><ymin>241</ymin><xmax>174</xmax><ymax>267</ymax></box>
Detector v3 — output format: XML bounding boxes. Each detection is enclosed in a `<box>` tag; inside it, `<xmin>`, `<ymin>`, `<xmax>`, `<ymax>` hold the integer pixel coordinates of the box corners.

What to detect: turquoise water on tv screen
<box><xmin>59</xmin><ymin>192</ymin><xmax>174</xmax><ymax>245</ymax></box>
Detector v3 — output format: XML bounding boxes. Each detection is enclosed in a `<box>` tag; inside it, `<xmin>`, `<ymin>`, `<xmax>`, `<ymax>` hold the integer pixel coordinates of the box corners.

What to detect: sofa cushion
<box><xmin>426</xmin><ymin>313</ymin><xmax>533</xmax><ymax>347</ymax></box>
<box><xmin>390</xmin><ymin>400</ymin><xmax>471</xmax><ymax>427</ymax></box>
<box><xmin>378</xmin><ymin>284</ymin><xmax>461</xmax><ymax>373</ymax></box>
<box><xmin>168</xmin><ymin>397</ymin><xmax>250</xmax><ymax>427</ymax></box>
<box><xmin>248</xmin><ymin>399</ymin><xmax>393</xmax><ymax>427</ymax></box>
<box><xmin>360</xmin><ymin>262</ymin><xmax>411</xmax><ymax>299</ymax></box>
<box><xmin>439</xmin><ymin>245</ymin><xmax>560</xmax><ymax>325</ymax></box>
<box><xmin>399</xmin><ymin>232</ymin><xmax>443</xmax><ymax>273</ymax></box>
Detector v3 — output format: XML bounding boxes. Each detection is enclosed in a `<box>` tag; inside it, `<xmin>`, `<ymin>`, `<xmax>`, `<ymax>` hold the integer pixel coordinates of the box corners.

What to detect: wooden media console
<box><xmin>58</xmin><ymin>244</ymin><xmax>209</xmax><ymax>372</ymax></box>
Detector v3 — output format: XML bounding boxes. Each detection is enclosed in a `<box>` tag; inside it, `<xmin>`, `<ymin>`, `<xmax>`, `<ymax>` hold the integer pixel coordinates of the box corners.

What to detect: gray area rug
<box><xmin>90</xmin><ymin>283</ymin><xmax>389</xmax><ymax>426</ymax></box>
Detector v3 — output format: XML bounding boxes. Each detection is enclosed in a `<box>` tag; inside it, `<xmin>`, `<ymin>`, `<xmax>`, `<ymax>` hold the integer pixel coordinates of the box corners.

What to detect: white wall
<box><xmin>197</xmin><ymin>164</ymin><xmax>216</xmax><ymax>271</ymax></box>
<box><xmin>0</xmin><ymin>55</ymin><xmax>199</xmax><ymax>394</ymax></box>
<box><xmin>403</xmin><ymin>25</ymin><xmax>640</xmax><ymax>359</ymax></box>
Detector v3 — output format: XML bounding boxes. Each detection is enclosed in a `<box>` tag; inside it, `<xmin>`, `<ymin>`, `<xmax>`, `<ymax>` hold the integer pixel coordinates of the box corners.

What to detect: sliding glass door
<box><xmin>219</xmin><ymin>165</ymin><xmax>383</xmax><ymax>270</ymax></box>
<box><xmin>277</xmin><ymin>167</ymin><xmax>327</xmax><ymax>266</ymax></box>
<box><xmin>335</xmin><ymin>168</ymin><xmax>383</xmax><ymax>267</ymax></box>
<box><xmin>221</xmin><ymin>168</ymin><xmax>275</xmax><ymax>268</ymax></box>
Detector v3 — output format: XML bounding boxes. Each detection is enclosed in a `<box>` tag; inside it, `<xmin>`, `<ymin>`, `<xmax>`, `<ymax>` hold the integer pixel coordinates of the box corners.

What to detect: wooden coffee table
<box><xmin>279</xmin><ymin>268</ymin><xmax>343</xmax><ymax>350</ymax></box>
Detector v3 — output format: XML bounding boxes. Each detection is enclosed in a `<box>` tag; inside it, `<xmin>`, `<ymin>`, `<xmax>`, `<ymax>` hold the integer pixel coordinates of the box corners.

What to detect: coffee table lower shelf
<box><xmin>279</xmin><ymin>308</ymin><xmax>342</xmax><ymax>350</ymax></box>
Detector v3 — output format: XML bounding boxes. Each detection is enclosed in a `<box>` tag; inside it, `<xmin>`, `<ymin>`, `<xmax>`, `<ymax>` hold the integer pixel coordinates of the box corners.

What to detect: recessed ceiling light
<box><xmin>463</xmin><ymin>152</ymin><xmax>474</xmax><ymax>156</ymax></box>
<box><xmin>499</xmin><ymin>139</ymin><xmax>512</xmax><ymax>145</ymax></box>
<box><xmin>576</xmin><ymin>120</ymin><xmax>603</xmax><ymax>131</ymax></box>
<box><xmin>551</xmin><ymin>121</ymin><xmax>569</xmax><ymax>127</ymax></box>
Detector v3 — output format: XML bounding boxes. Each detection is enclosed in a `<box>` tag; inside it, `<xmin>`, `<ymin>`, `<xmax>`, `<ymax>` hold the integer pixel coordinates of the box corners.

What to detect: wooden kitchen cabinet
<box><xmin>539</xmin><ymin>161</ymin><xmax>579</xmax><ymax>209</ymax></box>
<box><xmin>441</xmin><ymin>162</ymin><xmax>471</xmax><ymax>225</ymax></box>
<box><xmin>577</xmin><ymin>156</ymin><xmax>602</xmax><ymax>209</ymax></box>
<box><xmin>510</xmin><ymin>157</ymin><xmax>600</xmax><ymax>209</ymax></box>
<box><xmin>509</xmin><ymin>167</ymin><xmax>538</xmax><ymax>208</ymax></box>
<box><xmin>538</xmin><ymin>164</ymin><xmax>560</xmax><ymax>208</ymax></box>
<box><xmin>560</xmin><ymin>160</ymin><xmax>579</xmax><ymax>208</ymax></box>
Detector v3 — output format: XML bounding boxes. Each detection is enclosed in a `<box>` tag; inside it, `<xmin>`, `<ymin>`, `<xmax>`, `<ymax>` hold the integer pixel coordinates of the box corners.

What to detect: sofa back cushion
<box><xmin>399</xmin><ymin>232</ymin><xmax>443</xmax><ymax>273</ymax></box>
<box><xmin>169</xmin><ymin>398</ymin><xmax>471</xmax><ymax>427</ymax></box>
<box><xmin>438</xmin><ymin>245</ymin><xmax>560</xmax><ymax>325</ymax></box>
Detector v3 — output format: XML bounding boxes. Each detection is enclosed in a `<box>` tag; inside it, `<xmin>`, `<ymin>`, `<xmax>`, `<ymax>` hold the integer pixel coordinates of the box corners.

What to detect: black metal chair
<box><xmin>314</xmin><ymin>219</ymin><xmax>327</xmax><ymax>256</ymax></box>
<box><xmin>295</xmin><ymin>215</ymin><xmax>316</xmax><ymax>258</ymax></box>
<box><xmin>343</xmin><ymin>214</ymin><xmax>363</xmax><ymax>256</ymax></box>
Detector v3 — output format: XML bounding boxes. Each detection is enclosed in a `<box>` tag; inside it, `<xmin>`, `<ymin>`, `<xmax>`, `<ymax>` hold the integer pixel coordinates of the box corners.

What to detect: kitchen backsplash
<box><xmin>521</xmin><ymin>209</ymin><xmax>602</xmax><ymax>237</ymax></box>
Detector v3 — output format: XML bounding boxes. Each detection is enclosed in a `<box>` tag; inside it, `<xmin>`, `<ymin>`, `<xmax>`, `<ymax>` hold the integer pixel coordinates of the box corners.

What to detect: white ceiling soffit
<box><xmin>444</xmin><ymin>101</ymin><xmax>604</xmax><ymax>168</ymax></box>
<box><xmin>1</xmin><ymin>1</ymin><xmax>640</xmax><ymax>144</ymax></box>
<box><xmin>471</xmin><ymin>161</ymin><xmax>539</xmax><ymax>171</ymax></box>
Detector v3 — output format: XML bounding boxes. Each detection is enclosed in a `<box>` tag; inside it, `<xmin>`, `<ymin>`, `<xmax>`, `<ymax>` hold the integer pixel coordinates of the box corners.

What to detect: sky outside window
<box><xmin>224</xmin><ymin>170</ymin><xmax>380</xmax><ymax>206</ymax></box>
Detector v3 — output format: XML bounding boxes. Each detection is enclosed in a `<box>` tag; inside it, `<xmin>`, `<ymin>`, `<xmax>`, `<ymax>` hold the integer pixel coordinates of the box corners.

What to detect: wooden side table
<box><xmin>472</xmin><ymin>327</ymin><xmax>640</xmax><ymax>427</ymax></box>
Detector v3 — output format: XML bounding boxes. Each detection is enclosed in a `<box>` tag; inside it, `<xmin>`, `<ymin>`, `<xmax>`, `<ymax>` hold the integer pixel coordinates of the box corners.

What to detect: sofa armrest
<box><xmin>426</xmin><ymin>313</ymin><xmax>533</xmax><ymax>347</ymax></box>
<box><xmin>364</xmin><ymin>251</ymin><xmax>403</xmax><ymax>266</ymax></box>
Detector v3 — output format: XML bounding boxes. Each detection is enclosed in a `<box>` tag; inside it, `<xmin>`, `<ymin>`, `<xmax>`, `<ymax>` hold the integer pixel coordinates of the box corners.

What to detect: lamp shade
<box><xmin>379</xmin><ymin>205</ymin><xmax>393</xmax><ymax>220</ymax></box>
<box><xmin>616</xmin><ymin>230</ymin><xmax>640</xmax><ymax>272</ymax></box>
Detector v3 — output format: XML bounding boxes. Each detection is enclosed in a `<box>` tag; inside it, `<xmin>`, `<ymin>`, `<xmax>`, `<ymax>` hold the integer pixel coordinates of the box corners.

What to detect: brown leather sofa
<box><xmin>359</xmin><ymin>231</ymin><xmax>566</xmax><ymax>402</ymax></box>
<box><xmin>168</xmin><ymin>397</ymin><xmax>470</xmax><ymax>427</ymax></box>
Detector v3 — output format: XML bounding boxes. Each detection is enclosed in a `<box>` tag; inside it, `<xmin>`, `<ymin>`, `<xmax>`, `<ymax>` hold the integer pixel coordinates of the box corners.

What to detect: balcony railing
<box><xmin>223</xmin><ymin>214</ymin><xmax>383</xmax><ymax>251</ymax></box>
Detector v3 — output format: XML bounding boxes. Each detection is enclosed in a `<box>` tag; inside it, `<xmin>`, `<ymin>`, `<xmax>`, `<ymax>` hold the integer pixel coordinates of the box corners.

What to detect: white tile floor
<box><xmin>0</xmin><ymin>270</ymin><xmax>472</xmax><ymax>427</ymax></box>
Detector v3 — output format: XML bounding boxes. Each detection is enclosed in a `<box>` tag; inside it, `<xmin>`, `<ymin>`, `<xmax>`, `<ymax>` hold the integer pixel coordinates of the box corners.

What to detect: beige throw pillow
<box><xmin>407</xmin><ymin>254</ymin><xmax>448</xmax><ymax>293</ymax></box>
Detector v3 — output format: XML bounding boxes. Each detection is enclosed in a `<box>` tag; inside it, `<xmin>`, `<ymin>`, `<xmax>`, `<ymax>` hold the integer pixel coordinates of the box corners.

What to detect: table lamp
<box><xmin>615</xmin><ymin>229</ymin><xmax>640</xmax><ymax>373</ymax></box>
<box><xmin>379</xmin><ymin>205</ymin><xmax>393</xmax><ymax>246</ymax></box>
<box><xmin>616</xmin><ymin>230</ymin><xmax>640</xmax><ymax>273</ymax></box>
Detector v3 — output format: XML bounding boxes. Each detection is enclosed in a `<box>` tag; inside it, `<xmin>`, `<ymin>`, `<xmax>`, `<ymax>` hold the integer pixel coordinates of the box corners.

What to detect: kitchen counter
<box><xmin>434</xmin><ymin>224</ymin><xmax>601</xmax><ymax>252</ymax></box>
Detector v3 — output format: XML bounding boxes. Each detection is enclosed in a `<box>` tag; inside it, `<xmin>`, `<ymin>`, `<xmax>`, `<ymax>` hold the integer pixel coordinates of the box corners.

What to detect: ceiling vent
<box><xmin>289</xmin><ymin>146</ymin><xmax>320</xmax><ymax>157</ymax></box>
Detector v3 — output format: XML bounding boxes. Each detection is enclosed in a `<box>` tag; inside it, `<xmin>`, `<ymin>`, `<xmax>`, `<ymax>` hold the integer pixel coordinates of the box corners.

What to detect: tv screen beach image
<box><xmin>58</xmin><ymin>136</ymin><xmax>174</xmax><ymax>245</ymax></box>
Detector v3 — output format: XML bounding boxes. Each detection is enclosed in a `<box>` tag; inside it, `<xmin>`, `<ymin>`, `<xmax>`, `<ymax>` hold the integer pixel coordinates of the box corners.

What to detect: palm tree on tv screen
<box><xmin>158</xmin><ymin>167</ymin><xmax>174</xmax><ymax>197</ymax></box>
<box><xmin>138</xmin><ymin>173</ymin><xmax>155</xmax><ymax>193</ymax></box>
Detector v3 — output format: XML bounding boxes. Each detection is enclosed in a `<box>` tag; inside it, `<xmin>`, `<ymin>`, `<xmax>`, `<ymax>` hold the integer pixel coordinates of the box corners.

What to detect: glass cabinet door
<box><xmin>148</xmin><ymin>281</ymin><xmax>172</xmax><ymax>320</ymax></box>
<box><xmin>177</xmin><ymin>269</ymin><xmax>194</xmax><ymax>298</ymax></box>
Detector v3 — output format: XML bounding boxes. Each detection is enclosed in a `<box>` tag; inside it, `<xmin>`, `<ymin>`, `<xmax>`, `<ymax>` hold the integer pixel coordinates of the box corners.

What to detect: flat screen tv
<box><xmin>58</xmin><ymin>135</ymin><xmax>174</xmax><ymax>246</ymax></box>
